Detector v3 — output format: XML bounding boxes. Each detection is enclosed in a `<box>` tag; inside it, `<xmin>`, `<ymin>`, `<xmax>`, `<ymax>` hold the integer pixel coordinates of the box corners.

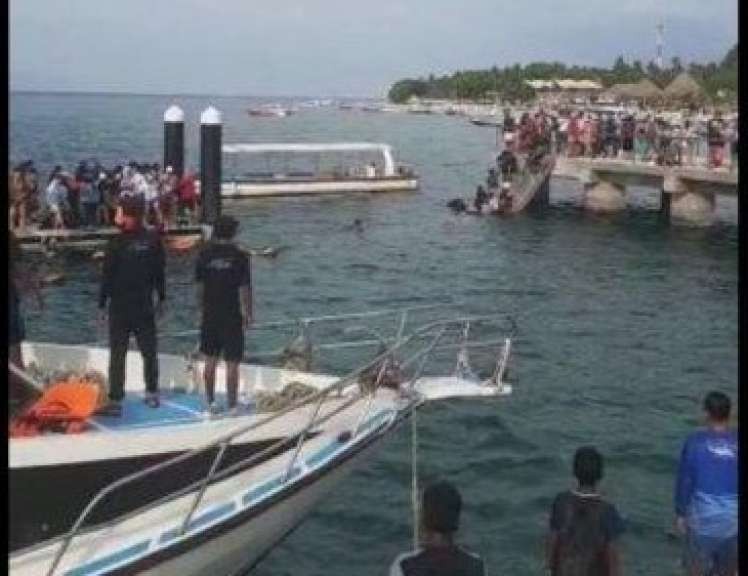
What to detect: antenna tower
<box><xmin>656</xmin><ymin>21</ymin><xmax>664</xmax><ymax>69</ymax></box>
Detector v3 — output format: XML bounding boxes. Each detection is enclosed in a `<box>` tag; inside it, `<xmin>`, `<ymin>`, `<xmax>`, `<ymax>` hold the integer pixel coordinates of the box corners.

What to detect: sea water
<box><xmin>10</xmin><ymin>92</ymin><xmax>738</xmax><ymax>575</ymax></box>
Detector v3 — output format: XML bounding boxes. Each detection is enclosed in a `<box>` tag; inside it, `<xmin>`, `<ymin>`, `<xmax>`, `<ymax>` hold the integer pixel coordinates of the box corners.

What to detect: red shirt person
<box><xmin>177</xmin><ymin>171</ymin><xmax>198</xmax><ymax>221</ymax></box>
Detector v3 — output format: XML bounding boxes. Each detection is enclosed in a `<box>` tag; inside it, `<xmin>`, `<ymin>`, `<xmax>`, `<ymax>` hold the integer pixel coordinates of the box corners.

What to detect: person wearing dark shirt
<box><xmin>621</xmin><ymin>116</ymin><xmax>635</xmax><ymax>159</ymax></box>
<box><xmin>498</xmin><ymin>148</ymin><xmax>518</xmax><ymax>182</ymax></box>
<box><xmin>707</xmin><ymin>115</ymin><xmax>725</xmax><ymax>168</ymax></box>
<box><xmin>674</xmin><ymin>391</ymin><xmax>737</xmax><ymax>576</ymax></box>
<box><xmin>486</xmin><ymin>168</ymin><xmax>499</xmax><ymax>190</ymax></box>
<box><xmin>98</xmin><ymin>196</ymin><xmax>165</xmax><ymax>415</ymax></box>
<box><xmin>9</xmin><ymin>231</ymin><xmax>45</xmax><ymax>414</ymax></box>
<box><xmin>545</xmin><ymin>446</ymin><xmax>625</xmax><ymax>576</ymax></box>
<box><xmin>473</xmin><ymin>185</ymin><xmax>488</xmax><ymax>213</ymax></box>
<box><xmin>602</xmin><ymin>114</ymin><xmax>618</xmax><ymax>158</ymax></box>
<box><xmin>195</xmin><ymin>216</ymin><xmax>252</xmax><ymax>416</ymax></box>
<box><xmin>390</xmin><ymin>481</ymin><xmax>485</xmax><ymax>576</ymax></box>
<box><xmin>503</xmin><ymin>108</ymin><xmax>515</xmax><ymax>134</ymax></box>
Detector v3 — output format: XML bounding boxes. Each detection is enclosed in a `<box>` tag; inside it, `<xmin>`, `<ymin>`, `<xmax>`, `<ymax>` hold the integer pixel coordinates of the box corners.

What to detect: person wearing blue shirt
<box><xmin>674</xmin><ymin>391</ymin><xmax>738</xmax><ymax>576</ymax></box>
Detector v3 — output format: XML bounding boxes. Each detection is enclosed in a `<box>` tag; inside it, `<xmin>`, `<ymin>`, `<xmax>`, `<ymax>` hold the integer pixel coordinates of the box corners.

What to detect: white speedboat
<box><xmin>9</xmin><ymin>316</ymin><xmax>513</xmax><ymax>576</ymax></box>
<box><xmin>219</xmin><ymin>142</ymin><xmax>419</xmax><ymax>197</ymax></box>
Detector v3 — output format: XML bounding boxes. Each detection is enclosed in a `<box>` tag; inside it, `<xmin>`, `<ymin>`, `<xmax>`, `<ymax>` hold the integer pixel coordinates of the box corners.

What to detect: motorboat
<box><xmin>219</xmin><ymin>142</ymin><xmax>419</xmax><ymax>197</ymax></box>
<box><xmin>247</xmin><ymin>105</ymin><xmax>294</xmax><ymax>118</ymax></box>
<box><xmin>469</xmin><ymin>117</ymin><xmax>502</xmax><ymax>128</ymax></box>
<box><xmin>9</xmin><ymin>312</ymin><xmax>514</xmax><ymax>576</ymax></box>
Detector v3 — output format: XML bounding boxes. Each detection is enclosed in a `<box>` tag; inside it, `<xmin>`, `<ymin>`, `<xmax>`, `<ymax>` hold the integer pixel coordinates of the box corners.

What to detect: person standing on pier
<box><xmin>98</xmin><ymin>195</ymin><xmax>166</xmax><ymax>415</ymax></box>
<box><xmin>674</xmin><ymin>391</ymin><xmax>737</xmax><ymax>576</ymax></box>
<box><xmin>195</xmin><ymin>215</ymin><xmax>252</xmax><ymax>416</ymax></box>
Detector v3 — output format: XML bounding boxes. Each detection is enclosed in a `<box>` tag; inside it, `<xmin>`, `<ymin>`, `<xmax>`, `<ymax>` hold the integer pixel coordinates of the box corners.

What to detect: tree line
<box><xmin>387</xmin><ymin>44</ymin><xmax>737</xmax><ymax>104</ymax></box>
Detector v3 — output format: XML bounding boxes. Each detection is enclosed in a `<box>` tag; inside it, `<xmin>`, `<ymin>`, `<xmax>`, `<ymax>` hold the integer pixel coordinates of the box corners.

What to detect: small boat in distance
<box><xmin>469</xmin><ymin>117</ymin><xmax>502</xmax><ymax>127</ymax></box>
<box><xmin>219</xmin><ymin>142</ymin><xmax>419</xmax><ymax>197</ymax></box>
<box><xmin>247</xmin><ymin>105</ymin><xmax>294</xmax><ymax>118</ymax></box>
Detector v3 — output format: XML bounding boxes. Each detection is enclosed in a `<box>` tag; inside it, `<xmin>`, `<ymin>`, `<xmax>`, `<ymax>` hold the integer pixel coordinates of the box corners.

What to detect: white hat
<box><xmin>166</xmin><ymin>166</ymin><xmax>173</xmax><ymax>173</ymax></box>
<box><xmin>502</xmin><ymin>181</ymin><xmax>511</xmax><ymax>190</ymax></box>
<box><xmin>504</xmin><ymin>132</ymin><xmax>515</xmax><ymax>142</ymax></box>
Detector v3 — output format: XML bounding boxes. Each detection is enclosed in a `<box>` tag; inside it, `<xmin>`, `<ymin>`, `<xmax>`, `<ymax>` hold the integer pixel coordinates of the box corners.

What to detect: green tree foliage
<box><xmin>387</xmin><ymin>44</ymin><xmax>737</xmax><ymax>104</ymax></box>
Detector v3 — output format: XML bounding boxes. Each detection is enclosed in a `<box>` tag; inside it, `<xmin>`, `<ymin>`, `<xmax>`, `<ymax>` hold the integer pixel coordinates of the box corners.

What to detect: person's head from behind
<box><xmin>421</xmin><ymin>481</ymin><xmax>462</xmax><ymax>541</ymax></box>
<box><xmin>703</xmin><ymin>391</ymin><xmax>731</xmax><ymax>425</ymax></box>
<box><xmin>573</xmin><ymin>446</ymin><xmax>603</xmax><ymax>489</ymax></box>
<box><xmin>213</xmin><ymin>215</ymin><xmax>239</xmax><ymax>242</ymax></box>
<box><xmin>119</xmin><ymin>195</ymin><xmax>145</xmax><ymax>231</ymax></box>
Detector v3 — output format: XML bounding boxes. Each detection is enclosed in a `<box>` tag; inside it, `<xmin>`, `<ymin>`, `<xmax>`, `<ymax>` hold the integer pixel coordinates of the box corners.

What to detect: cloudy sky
<box><xmin>10</xmin><ymin>0</ymin><xmax>737</xmax><ymax>98</ymax></box>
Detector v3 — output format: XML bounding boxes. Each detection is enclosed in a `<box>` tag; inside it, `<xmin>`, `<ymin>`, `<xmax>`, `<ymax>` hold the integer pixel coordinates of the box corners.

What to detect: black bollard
<box><xmin>163</xmin><ymin>105</ymin><xmax>185</xmax><ymax>177</ymax></box>
<box><xmin>199</xmin><ymin>106</ymin><xmax>222</xmax><ymax>224</ymax></box>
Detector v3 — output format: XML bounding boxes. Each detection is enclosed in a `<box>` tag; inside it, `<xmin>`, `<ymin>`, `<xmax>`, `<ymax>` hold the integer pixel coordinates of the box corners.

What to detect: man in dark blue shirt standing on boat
<box><xmin>99</xmin><ymin>195</ymin><xmax>166</xmax><ymax>415</ymax></box>
<box><xmin>390</xmin><ymin>481</ymin><xmax>485</xmax><ymax>576</ymax></box>
<box><xmin>195</xmin><ymin>215</ymin><xmax>252</xmax><ymax>416</ymax></box>
<box><xmin>674</xmin><ymin>391</ymin><xmax>737</xmax><ymax>576</ymax></box>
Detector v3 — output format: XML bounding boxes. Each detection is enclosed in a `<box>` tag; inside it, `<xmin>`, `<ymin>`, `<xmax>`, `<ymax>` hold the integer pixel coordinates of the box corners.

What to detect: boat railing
<box><xmin>44</xmin><ymin>315</ymin><xmax>488</xmax><ymax>576</ymax></box>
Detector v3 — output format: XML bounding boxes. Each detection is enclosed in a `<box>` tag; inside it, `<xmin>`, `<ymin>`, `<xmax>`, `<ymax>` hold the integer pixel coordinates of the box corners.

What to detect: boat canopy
<box><xmin>222</xmin><ymin>142</ymin><xmax>397</xmax><ymax>177</ymax></box>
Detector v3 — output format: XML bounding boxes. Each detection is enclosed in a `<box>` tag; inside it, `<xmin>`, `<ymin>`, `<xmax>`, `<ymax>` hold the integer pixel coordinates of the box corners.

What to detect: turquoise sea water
<box><xmin>10</xmin><ymin>92</ymin><xmax>738</xmax><ymax>575</ymax></box>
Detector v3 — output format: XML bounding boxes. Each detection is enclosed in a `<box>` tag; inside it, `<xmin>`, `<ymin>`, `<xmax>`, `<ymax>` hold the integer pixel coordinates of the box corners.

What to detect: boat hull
<box><xmin>10</xmin><ymin>405</ymin><xmax>402</xmax><ymax>576</ymax></box>
<box><xmin>9</xmin><ymin>436</ymin><xmax>302</xmax><ymax>552</ymax></box>
<box><xmin>135</xmin><ymin>432</ymin><xmax>388</xmax><ymax>576</ymax></box>
<box><xmin>219</xmin><ymin>177</ymin><xmax>418</xmax><ymax>198</ymax></box>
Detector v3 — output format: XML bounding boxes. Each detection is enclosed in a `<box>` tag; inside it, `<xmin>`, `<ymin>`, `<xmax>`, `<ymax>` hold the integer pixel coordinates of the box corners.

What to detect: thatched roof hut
<box><xmin>600</xmin><ymin>79</ymin><xmax>663</xmax><ymax>104</ymax></box>
<box><xmin>628</xmin><ymin>78</ymin><xmax>664</xmax><ymax>102</ymax></box>
<box><xmin>664</xmin><ymin>72</ymin><xmax>705</xmax><ymax>103</ymax></box>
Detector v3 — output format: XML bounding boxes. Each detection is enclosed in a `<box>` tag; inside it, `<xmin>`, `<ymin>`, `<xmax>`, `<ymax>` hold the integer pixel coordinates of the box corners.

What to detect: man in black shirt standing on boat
<box><xmin>390</xmin><ymin>481</ymin><xmax>485</xmax><ymax>576</ymax></box>
<box><xmin>99</xmin><ymin>195</ymin><xmax>165</xmax><ymax>415</ymax></box>
<box><xmin>195</xmin><ymin>215</ymin><xmax>252</xmax><ymax>416</ymax></box>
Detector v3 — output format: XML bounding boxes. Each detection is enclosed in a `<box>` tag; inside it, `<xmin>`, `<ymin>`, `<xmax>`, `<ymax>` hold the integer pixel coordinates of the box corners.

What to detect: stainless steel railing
<box><xmin>44</xmin><ymin>316</ymin><xmax>479</xmax><ymax>576</ymax></box>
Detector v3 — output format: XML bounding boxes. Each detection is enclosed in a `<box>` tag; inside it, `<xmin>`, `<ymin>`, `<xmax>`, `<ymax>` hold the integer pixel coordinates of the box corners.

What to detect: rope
<box><xmin>411</xmin><ymin>403</ymin><xmax>419</xmax><ymax>552</ymax></box>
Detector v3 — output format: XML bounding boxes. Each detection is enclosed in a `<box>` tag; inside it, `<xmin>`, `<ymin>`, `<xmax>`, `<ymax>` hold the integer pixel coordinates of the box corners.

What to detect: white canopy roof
<box><xmin>222</xmin><ymin>142</ymin><xmax>397</xmax><ymax>176</ymax></box>
<box><xmin>222</xmin><ymin>142</ymin><xmax>392</xmax><ymax>154</ymax></box>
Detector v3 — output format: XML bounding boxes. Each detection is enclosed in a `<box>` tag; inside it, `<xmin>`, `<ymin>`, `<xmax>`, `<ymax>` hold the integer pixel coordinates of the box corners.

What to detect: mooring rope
<box><xmin>411</xmin><ymin>401</ymin><xmax>419</xmax><ymax>552</ymax></box>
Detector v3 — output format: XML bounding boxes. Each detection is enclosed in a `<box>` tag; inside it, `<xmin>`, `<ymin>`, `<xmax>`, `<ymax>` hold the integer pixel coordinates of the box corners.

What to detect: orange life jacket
<box><xmin>9</xmin><ymin>378</ymin><xmax>102</xmax><ymax>437</ymax></box>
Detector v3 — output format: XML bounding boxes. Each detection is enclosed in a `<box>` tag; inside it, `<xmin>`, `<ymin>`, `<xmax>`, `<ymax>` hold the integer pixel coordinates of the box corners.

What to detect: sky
<box><xmin>10</xmin><ymin>0</ymin><xmax>738</xmax><ymax>98</ymax></box>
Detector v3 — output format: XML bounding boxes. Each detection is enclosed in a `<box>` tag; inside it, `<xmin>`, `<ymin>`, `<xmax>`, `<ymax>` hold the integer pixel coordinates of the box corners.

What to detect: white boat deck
<box><xmin>10</xmin><ymin>391</ymin><xmax>401</xmax><ymax>576</ymax></box>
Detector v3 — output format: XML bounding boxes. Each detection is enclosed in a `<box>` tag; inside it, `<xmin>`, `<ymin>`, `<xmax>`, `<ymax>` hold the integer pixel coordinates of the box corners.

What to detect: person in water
<box><xmin>545</xmin><ymin>446</ymin><xmax>625</xmax><ymax>576</ymax></box>
<box><xmin>674</xmin><ymin>391</ymin><xmax>737</xmax><ymax>576</ymax></box>
<box><xmin>195</xmin><ymin>215</ymin><xmax>252</xmax><ymax>416</ymax></box>
<box><xmin>473</xmin><ymin>185</ymin><xmax>488</xmax><ymax>213</ymax></box>
<box><xmin>99</xmin><ymin>195</ymin><xmax>166</xmax><ymax>415</ymax></box>
<box><xmin>389</xmin><ymin>481</ymin><xmax>485</xmax><ymax>576</ymax></box>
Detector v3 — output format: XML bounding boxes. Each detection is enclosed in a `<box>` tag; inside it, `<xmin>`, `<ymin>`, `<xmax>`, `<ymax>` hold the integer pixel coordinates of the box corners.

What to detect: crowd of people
<box><xmin>391</xmin><ymin>390</ymin><xmax>737</xmax><ymax>576</ymax></box>
<box><xmin>501</xmin><ymin>107</ymin><xmax>739</xmax><ymax>170</ymax></box>
<box><xmin>8</xmin><ymin>160</ymin><xmax>200</xmax><ymax>232</ymax></box>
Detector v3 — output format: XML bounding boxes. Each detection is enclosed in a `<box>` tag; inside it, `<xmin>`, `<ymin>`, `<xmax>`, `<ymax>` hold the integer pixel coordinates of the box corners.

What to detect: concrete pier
<box><xmin>554</xmin><ymin>157</ymin><xmax>737</xmax><ymax>225</ymax></box>
<box><xmin>583</xmin><ymin>179</ymin><xmax>626</xmax><ymax>213</ymax></box>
